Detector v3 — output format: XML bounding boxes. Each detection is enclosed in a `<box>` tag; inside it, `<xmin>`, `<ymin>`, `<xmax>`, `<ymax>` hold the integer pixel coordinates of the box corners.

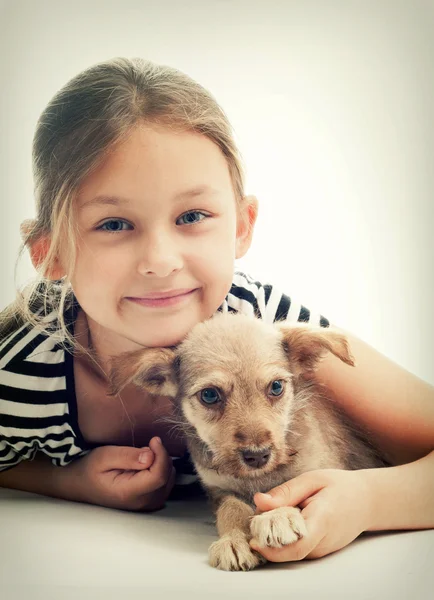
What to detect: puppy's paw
<box><xmin>250</xmin><ymin>506</ymin><xmax>307</xmax><ymax>548</ymax></box>
<box><xmin>208</xmin><ymin>531</ymin><xmax>267</xmax><ymax>571</ymax></box>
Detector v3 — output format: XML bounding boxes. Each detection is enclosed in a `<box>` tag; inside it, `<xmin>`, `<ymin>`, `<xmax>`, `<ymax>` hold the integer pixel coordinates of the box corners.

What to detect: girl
<box><xmin>0</xmin><ymin>57</ymin><xmax>433</xmax><ymax>563</ymax></box>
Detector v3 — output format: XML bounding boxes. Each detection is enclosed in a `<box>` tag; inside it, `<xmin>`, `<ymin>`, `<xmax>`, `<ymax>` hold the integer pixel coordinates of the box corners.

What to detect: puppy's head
<box><xmin>109</xmin><ymin>313</ymin><xmax>354</xmax><ymax>479</ymax></box>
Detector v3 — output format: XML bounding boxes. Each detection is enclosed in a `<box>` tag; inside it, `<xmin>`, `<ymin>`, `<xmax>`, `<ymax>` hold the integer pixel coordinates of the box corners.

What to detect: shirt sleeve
<box><xmin>0</xmin><ymin>438</ymin><xmax>35</xmax><ymax>472</ymax></box>
<box><xmin>0</xmin><ymin>317</ymin><xmax>89</xmax><ymax>472</ymax></box>
<box><xmin>227</xmin><ymin>271</ymin><xmax>330</xmax><ymax>327</ymax></box>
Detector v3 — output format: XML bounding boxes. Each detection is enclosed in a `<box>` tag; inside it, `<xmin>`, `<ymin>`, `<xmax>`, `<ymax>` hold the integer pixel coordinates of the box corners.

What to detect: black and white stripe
<box><xmin>223</xmin><ymin>271</ymin><xmax>330</xmax><ymax>327</ymax></box>
<box><xmin>0</xmin><ymin>306</ymin><xmax>88</xmax><ymax>471</ymax></box>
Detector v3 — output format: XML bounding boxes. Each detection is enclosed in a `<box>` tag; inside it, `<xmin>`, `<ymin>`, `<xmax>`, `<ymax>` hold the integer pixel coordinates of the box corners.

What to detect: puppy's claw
<box><xmin>250</xmin><ymin>506</ymin><xmax>307</xmax><ymax>548</ymax></box>
<box><xmin>208</xmin><ymin>531</ymin><xmax>267</xmax><ymax>571</ymax></box>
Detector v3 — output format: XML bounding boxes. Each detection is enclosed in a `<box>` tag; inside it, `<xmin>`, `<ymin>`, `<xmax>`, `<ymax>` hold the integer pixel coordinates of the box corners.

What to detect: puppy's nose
<box><xmin>241</xmin><ymin>448</ymin><xmax>271</xmax><ymax>469</ymax></box>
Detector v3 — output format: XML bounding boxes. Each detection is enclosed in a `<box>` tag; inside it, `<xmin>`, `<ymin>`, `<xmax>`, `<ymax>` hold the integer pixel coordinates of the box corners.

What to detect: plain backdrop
<box><xmin>1</xmin><ymin>0</ymin><xmax>433</xmax><ymax>384</ymax></box>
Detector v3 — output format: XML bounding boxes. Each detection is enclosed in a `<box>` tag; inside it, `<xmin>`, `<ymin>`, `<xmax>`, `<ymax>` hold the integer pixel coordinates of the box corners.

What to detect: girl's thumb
<box><xmin>137</xmin><ymin>447</ymin><xmax>155</xmax><ymax>467</ymax></box>
<box><xmin>253</xmin><ymin>471</ymin><xmax>326</xmax><ymax>510</ymax></box>
<box><xmin>100</xmin><ymin>445</ymin><xmax>155</xmax><ymax>470</ymax></box>
<box><xmin>254</xmin><ymin>482</ymin><xmax>292</xmax><ymax>511</ymax></box>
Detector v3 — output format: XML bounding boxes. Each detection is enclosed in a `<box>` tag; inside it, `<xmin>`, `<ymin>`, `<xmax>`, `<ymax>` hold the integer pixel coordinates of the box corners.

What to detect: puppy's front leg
<box><xmin>208</xmin><ymin>494</ymin><xmax>266</xmax><ymax>571</ymax></box>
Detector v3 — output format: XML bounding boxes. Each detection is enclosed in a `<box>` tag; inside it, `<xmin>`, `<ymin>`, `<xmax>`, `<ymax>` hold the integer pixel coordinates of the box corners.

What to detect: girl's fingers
<box><xmin>253</xmin><ymin>470</ymin><xmax>329</xmax><ymax>512</ymax></box>
<box><xmin>99</xmin><ymin>445</ymin><xmax>155</xmax><ymax>471</ymax></box>
<box><xmin>128</xmin><ymin>437</ymin><xmax>174</xmax><ymax>495</ymax></box>
<box><xmin>148</xmin><ymin>436</ymin><xmax>173</xmax><ymax>480</ymax></box>
<box><xmin>250</xmin><ymin>509</ymin><xmax>325</xmax><ymax>562</ymax></box>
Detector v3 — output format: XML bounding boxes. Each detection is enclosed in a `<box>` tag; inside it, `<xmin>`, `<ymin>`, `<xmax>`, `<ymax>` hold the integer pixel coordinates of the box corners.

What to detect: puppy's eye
<box><xmin>269</xmin><ymin>380</ymin><xmax>284</xmax><ymax>397</ymax></box>
<box><xmin>200</xmin><ymin>388</ymin><xmax>221</xmax><ymax>405</ymax></box>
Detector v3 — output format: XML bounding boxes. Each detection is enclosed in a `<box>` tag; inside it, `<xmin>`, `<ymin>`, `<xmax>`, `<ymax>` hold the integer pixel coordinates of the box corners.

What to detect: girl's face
<box><xmin>71</xmin><ymin>124</ymin><xmax>254</xmax><ymax>352</ymax></box>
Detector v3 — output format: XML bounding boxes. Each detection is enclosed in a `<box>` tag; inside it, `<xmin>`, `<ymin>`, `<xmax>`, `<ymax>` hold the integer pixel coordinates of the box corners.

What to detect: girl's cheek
<box><xmin>89</xmin><ymin>242</ymin><xmax>134</xmax><ymax>262</ymax></box>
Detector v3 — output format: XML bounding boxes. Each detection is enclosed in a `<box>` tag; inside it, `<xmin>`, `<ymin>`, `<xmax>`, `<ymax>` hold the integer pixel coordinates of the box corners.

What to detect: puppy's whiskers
<box><xmin>154</xmin><ymin>415</ymin><xmax>185</xmax><ymax>439</ymax></box>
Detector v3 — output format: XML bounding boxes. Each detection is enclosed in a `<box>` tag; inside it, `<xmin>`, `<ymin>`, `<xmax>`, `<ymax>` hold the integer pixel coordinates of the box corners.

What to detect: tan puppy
<box><xmin>110</xmin><ymin>313</ymin><xmax>389</xmax><ymax>571</ymax></box>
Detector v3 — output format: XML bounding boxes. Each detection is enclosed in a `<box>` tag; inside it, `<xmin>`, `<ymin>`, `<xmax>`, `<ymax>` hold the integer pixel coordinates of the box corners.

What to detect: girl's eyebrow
<box><xmin>80</xmin><ymin>195</ymin><xmax>129</xmax><ymax>209</ymax></box>
<box><xmin>80</xmin><ymin>185</ymin><xmax>219</xmax><ymax>210</ymax></box>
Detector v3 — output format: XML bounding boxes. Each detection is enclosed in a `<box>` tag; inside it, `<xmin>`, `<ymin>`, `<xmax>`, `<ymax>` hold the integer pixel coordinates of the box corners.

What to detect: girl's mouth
<box><xmin>126</xmin><ymin>288</ymin><xmax>198</xmax><ymax>308</ymax></box>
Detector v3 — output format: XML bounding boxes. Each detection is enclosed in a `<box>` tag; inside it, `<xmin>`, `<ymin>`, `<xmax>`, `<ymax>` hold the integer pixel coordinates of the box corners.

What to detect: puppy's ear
<box><xmin>279</xmin><ymin>324</ymin><xmax>355</xmax><ymax>375</ymax></box>
<box><xmin>108</xmin><ymin>347</ymin><xmax>179</xmax><ymax>398</ymax></box>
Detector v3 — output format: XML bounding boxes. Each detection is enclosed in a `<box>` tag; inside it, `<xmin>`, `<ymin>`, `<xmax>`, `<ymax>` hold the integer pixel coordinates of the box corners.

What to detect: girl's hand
<box><xmin>250</xmin><ymin>469</ymin><xmax>373</xmax><ymax>561</ymax></box>
<box><xmin>60</xmin><ymin>437</ymin><xmax>176</xmax><ymax>511</ymax></box>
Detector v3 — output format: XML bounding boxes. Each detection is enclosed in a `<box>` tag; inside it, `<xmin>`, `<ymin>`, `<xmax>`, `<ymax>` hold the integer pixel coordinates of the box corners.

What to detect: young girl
<box><xmin>0</xmin><ymin>57</ymin><xmax>433</xmax><ymax>563</ymax></box>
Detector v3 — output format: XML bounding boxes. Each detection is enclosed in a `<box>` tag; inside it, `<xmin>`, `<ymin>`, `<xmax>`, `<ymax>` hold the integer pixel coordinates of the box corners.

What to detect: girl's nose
<box><xmin>137</xmin><ymin>234</ymin><xmax>183</xmax><ymax>278</ymax></box>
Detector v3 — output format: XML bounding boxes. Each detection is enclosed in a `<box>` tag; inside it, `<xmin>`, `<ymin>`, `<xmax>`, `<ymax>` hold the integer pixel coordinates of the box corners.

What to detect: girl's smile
<box><xmin>126</xmin><ymin>287</ymin><xmax>199</xmax><ymax>308</ymax></box>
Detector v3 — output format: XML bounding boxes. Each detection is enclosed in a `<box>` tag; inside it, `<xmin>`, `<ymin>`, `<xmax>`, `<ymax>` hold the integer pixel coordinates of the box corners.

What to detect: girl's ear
<box><xmin>20</xmin><ymin>220</ymin><xmax>64</xmax><ymax>280</ymax></box>
<box><xmin>235</xmin><ymin>195</ymin><xmax>258</xmax><ymax>259</ymax></box>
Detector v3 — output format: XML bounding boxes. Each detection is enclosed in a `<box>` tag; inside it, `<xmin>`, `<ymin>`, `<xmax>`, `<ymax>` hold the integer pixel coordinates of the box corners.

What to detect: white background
<box><xmin>1</xmin><ymin>0</ymin><xmax>433</xmax><ymax>384</ymax></box>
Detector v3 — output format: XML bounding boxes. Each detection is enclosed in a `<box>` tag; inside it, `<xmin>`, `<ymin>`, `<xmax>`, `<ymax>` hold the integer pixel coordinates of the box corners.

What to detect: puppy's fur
<box><xmin>110</xmin><ymin>313</ymin><xmax>389</xmax><ymax>571</ymax></box>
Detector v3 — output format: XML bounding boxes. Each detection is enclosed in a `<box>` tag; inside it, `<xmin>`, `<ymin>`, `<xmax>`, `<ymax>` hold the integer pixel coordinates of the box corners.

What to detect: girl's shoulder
<box><xmin>225</xmin><ymin>270</ymin><xmax>330</xmax><ymax>328</ymax></box>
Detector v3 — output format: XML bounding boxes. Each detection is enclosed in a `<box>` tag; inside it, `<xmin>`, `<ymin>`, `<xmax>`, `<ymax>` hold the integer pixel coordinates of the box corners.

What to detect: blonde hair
<box><xmin>1</xmin><ymin>57</ymin><xmax>246</xmax><ymax>353</ymax></box>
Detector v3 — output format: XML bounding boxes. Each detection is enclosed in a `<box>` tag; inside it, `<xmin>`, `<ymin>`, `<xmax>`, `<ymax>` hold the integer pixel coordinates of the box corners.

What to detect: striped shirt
<box><xmin>0</xmin><ymin>271</ymin><xmax>329</xmax><ymax>480</ymax></box>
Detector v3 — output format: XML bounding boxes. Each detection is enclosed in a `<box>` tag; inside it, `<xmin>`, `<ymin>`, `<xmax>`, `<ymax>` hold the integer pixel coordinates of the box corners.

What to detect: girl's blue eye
<box><xmin>269</xmin><ymin>380</ymin><xmax>284</xmax><ymax>397</ymax></box>
<box><xmin>177</xmin><ymin>211</ymin><xmax>207</xmax><ymax>226</ymax></box>
<box><xmin>98</xmin><ymin>219</ymin><xmax>132</xmax><ymax>232</ymax></box>
<box><xmin>200</xmin><ymin>388</ymin><xmax>221</xmax><ymax>405</ymax></box>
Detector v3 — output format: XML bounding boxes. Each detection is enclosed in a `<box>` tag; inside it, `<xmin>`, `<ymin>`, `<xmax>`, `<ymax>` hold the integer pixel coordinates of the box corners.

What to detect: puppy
<box><xmin>109</xmin><ymin>313</ymin><xmax>389</xmax><ymax>571</ymax></box>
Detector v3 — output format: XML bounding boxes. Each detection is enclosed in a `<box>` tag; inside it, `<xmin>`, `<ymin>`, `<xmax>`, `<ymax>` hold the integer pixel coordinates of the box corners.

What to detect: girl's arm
<box><xmin>0</xmin><ymin>454</ymin><xmax>71</xmax><ymax>499</ymax></box>
<box><xmin>363</xmin><ymin>449</ymin><xmax>434</xmax><ymax>531</ymax></box>
<box><xmin>315</xmin><ymin>328</ymin><xmax>434</xmax><ymax>465</ymax></box>
<box><xmin>0</xmin><ymin>440</ymin><xmax>176</xmax><ymax>511</ymax></box>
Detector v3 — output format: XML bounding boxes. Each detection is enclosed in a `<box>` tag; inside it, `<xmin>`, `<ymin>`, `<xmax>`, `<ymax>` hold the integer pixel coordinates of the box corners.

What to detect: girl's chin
<box><xmin>125</xmin><ymin>330</ymin><xmax>192</xmax><ymax>349</ymax></box>
<box><xmin>122</xmin><ymin>317</ymin><xmax>210</xmax><ymax>348</ymax></box>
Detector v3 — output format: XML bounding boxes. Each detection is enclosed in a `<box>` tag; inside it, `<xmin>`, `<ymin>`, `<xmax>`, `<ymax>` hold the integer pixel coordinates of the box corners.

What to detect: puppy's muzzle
<box><xmin>240</xmin><ymin>447</ymin><xmax>271</xmax><ymax>469</ymax></box>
